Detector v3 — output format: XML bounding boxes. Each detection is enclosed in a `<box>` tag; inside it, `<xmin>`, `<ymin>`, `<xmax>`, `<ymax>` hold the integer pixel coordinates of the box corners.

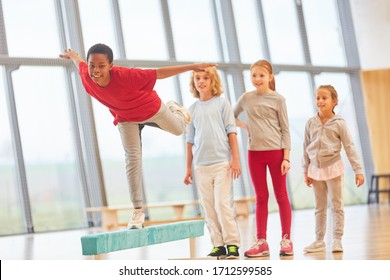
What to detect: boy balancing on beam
<box><xmin>60</xmin><ymin>43</ymin><xmax>217</xmax><ymax>229</ymax></box>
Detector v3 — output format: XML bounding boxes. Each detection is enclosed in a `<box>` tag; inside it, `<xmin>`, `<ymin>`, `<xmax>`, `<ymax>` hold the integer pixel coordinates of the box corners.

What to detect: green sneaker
<box><xmin>207</xmin><ymin>246</ymin><xmax>227</xmax><ymax>258</ymax></box>
<box><xmin>226</xmin><ymin>245</ymin><xmax>240</xmax><ymax>259</ymax></box>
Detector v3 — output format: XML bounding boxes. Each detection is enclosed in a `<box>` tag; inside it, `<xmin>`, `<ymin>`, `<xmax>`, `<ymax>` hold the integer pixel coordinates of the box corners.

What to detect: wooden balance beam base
<box><xmin>81</xmin><ymin>220</ymin><xmax>205</xmax><ymax>259</ymax></box>
<box><xmin>86</xmin><ymin>200</ymin><xmax>200</xmax><ymax>231</ymax></box>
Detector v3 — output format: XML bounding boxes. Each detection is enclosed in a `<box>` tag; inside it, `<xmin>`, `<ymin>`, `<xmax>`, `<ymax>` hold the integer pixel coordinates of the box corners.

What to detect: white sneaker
<box><xmin>303</xmin><ymin>240</ymin><xmax>326</xmax><ymax>253</ymax></box>
<box><xmin>332</xmin><ymin>239</ymin><xmax>343</xmax><ymax>253</ymax></box>
<box><xmin>127</xmin><ymin>208</ymin><xmax>145</xmax><ymax>229</ymax></box>
<box><xmin>166</xmin><ymin>101</ymin><xmax>191</xmax><ymax>125</ymax></box>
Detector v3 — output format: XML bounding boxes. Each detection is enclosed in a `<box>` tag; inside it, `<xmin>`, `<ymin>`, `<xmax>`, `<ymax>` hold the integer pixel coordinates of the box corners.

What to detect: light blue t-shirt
<box><xmin>186</xmin><ymin>96</ymin><xmax>237</xmax><ymax>166</ymax></box>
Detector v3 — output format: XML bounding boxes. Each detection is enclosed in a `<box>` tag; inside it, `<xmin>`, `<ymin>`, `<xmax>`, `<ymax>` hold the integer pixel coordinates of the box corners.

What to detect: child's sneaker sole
<box><xmin>244</xmin><ymin>251</ymin><xmax>270</xmax><ymax>258</ymax></box>
<box><xmin>207</xmin><ymin>255</ymin><xmax>227</xmax><ymax>260</ymax></box>
<box><xmin>304</xmin><ymin>247</ymin><xmax>325</xmax><ymax>253</ymax></box>
<box><xmin>128</xmin><ymin>224</ymin><xmax>144</xmax><ymax>229</ymax></box>
<box><xmin>332</xmin><ymin>247</ymin><xmax>343</xmax><ymax>253</ymax></box>
<box><xmin>226</xmin><ymin>255</ymin><xmax>239</xmax><ymax>260</ymax></box>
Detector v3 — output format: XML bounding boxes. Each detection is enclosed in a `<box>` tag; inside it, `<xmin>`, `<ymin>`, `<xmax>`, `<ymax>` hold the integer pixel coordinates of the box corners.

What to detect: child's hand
<box><xmin>59</xmin><ymin>49</ymin><xmax>79</xmax><ymax>60</ymax></box>
<box><xmin>230</xmin><ymin>159</ymin><xmax>241</xmax><ymax>180</ymax></box>
<box><xmin>193</xmin><ymin>63</ymin><xmax>219</xmax><ymax>71</ymax></box>
<box><xmin>304</xmin><ymin>174</ymin><xmax>313</xmax><ymax>187</ymax></box>
<box><xmin>281</xmin><ymin>160</ymin><xmax>290</xmax><ymax>175</ymax></box>
<box><xmin>356</xmin><ymin>174</ymin><xmax>365</xmax><ymax>188</ymax></box>
<box><xmin>183</xmin><ymin>172</ymin><xmax>193</xmax><ymax>185</ymax></box>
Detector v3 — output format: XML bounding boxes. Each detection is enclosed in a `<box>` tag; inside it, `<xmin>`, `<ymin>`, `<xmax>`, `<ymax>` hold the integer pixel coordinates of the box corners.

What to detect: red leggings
<box><xmin>248</xmin><ymin>150</ymin><xmax>292</xmax><ymax>240</ymax></box>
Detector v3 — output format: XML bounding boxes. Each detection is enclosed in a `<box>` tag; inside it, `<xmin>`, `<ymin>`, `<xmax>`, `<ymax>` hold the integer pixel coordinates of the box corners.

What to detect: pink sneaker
<box><xmin>244</xmin><ymin>239</ymin><xmax>269</xmax><ymax>258</ymax></box>
<box><xmin>279</xmin><ymin>234</ymin><xmax>294</xmax><ymax>256</ymax></box>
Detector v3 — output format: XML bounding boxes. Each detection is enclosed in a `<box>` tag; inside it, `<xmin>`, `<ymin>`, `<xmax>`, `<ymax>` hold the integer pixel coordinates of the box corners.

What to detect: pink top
<box><xmin>308</xmin><ymin>158</ymin><xmax>344</xmax><ymax>181</ymax></box>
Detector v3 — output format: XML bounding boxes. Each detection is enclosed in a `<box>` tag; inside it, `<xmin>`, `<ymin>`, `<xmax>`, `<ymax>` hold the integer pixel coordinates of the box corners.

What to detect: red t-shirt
<box><xmin>79</xmin><ymin>62</ymin><xmax>162</xmax><ymax>125</ymax></box>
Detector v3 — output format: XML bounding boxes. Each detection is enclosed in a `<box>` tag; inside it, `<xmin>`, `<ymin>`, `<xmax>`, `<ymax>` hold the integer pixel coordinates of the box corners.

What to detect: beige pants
<box><xmin>118</xmin><ymin>102</ymin><xmax>186</xmax><ymax>208</ymax></box>
<box><xmin>312</xmin><ymin>175</ymin><xmax>344</xmax><ymax>241</ymax></box>
<box><xmin>194</xmin><ymin>162</ymin><xmax>240</xmax><ymax>247</ymax></box>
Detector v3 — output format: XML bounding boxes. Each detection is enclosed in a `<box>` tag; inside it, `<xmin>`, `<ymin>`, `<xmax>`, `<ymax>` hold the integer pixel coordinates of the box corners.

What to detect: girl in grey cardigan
<box><xmin>302</xmin><ymin>85</ymin><xmax>365</xmax><ymax>253</ymax></box>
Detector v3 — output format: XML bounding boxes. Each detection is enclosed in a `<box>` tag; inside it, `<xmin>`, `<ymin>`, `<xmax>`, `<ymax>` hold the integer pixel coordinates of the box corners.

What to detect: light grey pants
<box><xmin>117</xmin><ymin>102</ymin><xmax>186</xmax><ymax>208</ymax></box>
<box><xmin>312</xmin><ymin>175</ymin><xmax>344</xmax><ymax>241</ymax></box>
<box><xmin>194</xmin><ymin>162</ymin><xmax>241</xmax><ymax>247</ymax></box>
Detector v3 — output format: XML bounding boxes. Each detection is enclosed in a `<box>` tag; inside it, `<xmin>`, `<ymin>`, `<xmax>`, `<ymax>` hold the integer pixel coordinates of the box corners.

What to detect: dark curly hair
<box><xmin>87</xmin><ymin>43</ymin><xmax>113</xmax><ymax>63</ymax></box>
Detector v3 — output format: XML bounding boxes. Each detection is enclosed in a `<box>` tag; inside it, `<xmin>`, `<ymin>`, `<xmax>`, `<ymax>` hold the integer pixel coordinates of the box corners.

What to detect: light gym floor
<box><xmin>1</xmin><ymin>203</ymin><xmax>389</xmax><ymax>260</ymax></box>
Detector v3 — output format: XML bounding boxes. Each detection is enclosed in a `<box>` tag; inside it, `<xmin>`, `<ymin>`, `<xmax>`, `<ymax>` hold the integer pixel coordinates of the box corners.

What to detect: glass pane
<box><xmin>179</xmin><ymin>72</ymin><xmax>194</xmax><ymax>108</ymax></box>
<box><xmin>168</xmin><ymin>0</ymin><xmax>220</xmax><ymax>61</ymax></box>
<box><xmin>275</xmin><ymin>71</ymin><xmax>315</xmax><ymax>209</ymax></box>
<box><xmin>302</xmin><ymin>0</ymin><xmax>346</xmax><ymax>66</ymax></box>
<box><xmin>314</xmin><ymin>73</ymin><xmax>365</xmax><ymax>204</ymax></box>
<box><xmin>12</xmin><ymin>67</ymin><xmax>85</xmax><ymax>232</ymax></box>
<box><xmin>262</xmin><ymin>0</ymin><xmax>304</xmax><ymax>64</ymax></box>
<box><xmin>2</xmin><ymin>0</ymin><xmax>61</xmax><ymax>57</ymax></box>
<box><xmin>232</xmin><ymin>0</ymin><xmax>264</xmax><ymax>63</ymax></box>
<box><xmin>0</xmin><ymin>67</ymin><xmax>25</xmax><ymax>235</ymax></box>
<box><xmin>143</xmin><ymin>77</ymin><xmax>194</xmax><ymax>218</ymax></box>
<box><xmin>119</xmin><ymin>0</ymin><xmax>168</xmax><ymax>60</ymax></box>
<box><xmin>243</xmin><ymin>70</ymin><xmax>252</xmax><ymax>92</ymax></box>
<box><xmin>78</xmin><ymin>0</ymin><xmax>119</xmax><ymax>58</ymax></box>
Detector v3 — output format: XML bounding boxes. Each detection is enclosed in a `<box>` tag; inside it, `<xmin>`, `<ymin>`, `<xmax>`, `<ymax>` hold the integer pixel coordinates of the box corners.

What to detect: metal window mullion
<box><xmin>160</xmin><ymin>0</ymin><xmax>182</xmax><ymax>105</ymax></box>
<box><xmin>211</xmin><ymin>0</ymin><xmax>226</xmax><ymax>62</ymax></box>
<box><xmin>296</xmin><ymin>0</ymin><xmax>317</xmax><ymax>197</ymax></box>
<box><xmin>1</xmin><ymin>1</ymin><xmax>33</xmax><ymax>233</ymax></box>
<box><xmin>61</xmin><ymin>0</ymin><xmax>107</xmax><ymax>210</ymax></box>
<box><xmin>0</xmin><ymin>0</ymin><xmax>8</xmax><ymax>55</ymax></box>
<box><xmin>111</xmin><ymin>0</ymin><xmax>126</xmax><ymax>59</ymax></box>
<box><xmin>160</xmin><ymin>0</ymin><xmax>202</xmax><ymax>212</ymax></box>
<box><xmin>4</xmin><ymin>66</ymin><xmax>34</xmax><ymax>234</ymax></box>
<box><xmin>219</xmin><ymin>0</ymin><xmax>240</xmax><ymax>63</ymax></box>
<box><xmin>256</xmin><ymin>0</ymin><xmax>270</xmax><ymax>61</ymax></box>
<box><xmin>337</xmin><ymin>0</ymin><xmax>374</xmax><ymax>186</ymax></box>
<box><xmin>54</xmin><ymin>0</ymin><xmax>95</xmax><ymax>227</ymax></box>
<box><xmin>219</xmin><ymin>0</ymin><xmax>250</xmax><ymax>197</ymax></box>
<box><xmin>295</xmin><ymin>0</ymin><xmax>311</xmax><ymax>64</ymax></box>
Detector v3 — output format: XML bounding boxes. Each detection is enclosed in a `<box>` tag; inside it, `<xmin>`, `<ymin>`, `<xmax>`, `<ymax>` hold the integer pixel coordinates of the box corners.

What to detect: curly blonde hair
<box><xmin>189</xmin><ymin>67</ymin><xmax>223</xmax><ymax>98</ymax></box>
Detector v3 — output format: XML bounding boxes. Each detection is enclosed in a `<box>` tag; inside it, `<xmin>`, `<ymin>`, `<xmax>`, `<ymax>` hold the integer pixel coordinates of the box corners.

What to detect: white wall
<box><xmin>350</xmin><ymin>0</ymin><xmax>390</xmax><ymax>70</ymax></box>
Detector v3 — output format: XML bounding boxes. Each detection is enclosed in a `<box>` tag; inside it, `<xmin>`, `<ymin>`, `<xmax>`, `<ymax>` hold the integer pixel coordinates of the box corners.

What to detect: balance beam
<box><xmin>81</xmin><ymin>220</ymin><xmax>205</xmax><ymax>259</ymax></box>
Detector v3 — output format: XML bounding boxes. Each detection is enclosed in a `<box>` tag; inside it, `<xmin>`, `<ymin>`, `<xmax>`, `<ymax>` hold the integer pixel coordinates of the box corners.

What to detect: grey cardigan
<box><xmin>302</xmin><ymin>114</ymin><xmax>363</xmax><ymax>174</ymax></box>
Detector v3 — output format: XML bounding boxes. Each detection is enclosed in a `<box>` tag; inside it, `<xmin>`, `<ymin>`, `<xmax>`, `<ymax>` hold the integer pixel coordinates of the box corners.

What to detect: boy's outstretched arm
<box><xmin>59</xmin><ymin>49</ymin><xmax>85</xmax><ymax>70</ymax></box>
<box><xmin>156</xmin><ymin>63</ymin><xmax>218</xmax><ymax>79</ymax></box>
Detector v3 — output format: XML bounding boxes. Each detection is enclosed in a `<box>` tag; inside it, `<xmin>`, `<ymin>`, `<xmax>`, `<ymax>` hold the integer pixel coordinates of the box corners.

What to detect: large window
<box><xmin>2</xmin><ymin>0</ymin><xmax>61</xmax><ymax>57</ymax></box>
<box><xmin>231</xmin><ymin>0</ymin><xmax>265</xmax><ymax>63</ymax></box>
<box><xmin>12</xmin><ymin>67</ymin><xmax>85</xmax><ymax>231</ymax></box>
<box><xmin>262</xmin><ymin>0</ymin><xmax>305</xmax><ymax>64</ymax></box>
<box><xmin>168</xmin><ymin>0</ymin><xmax>220</xmax><ymax>61</ymax></box>
<box><xmin>78</xmin><ymin>0</ymin><xmax>119</xmax><ymax>57</ymax></box>
<box><xmin>119</xmin><ymin>0</ymin><xmax>168</xmax><ymax>60</ymax></box>
<box><xmin>302</xmin><ymin>0</ymin><xmax>347</xmax><ymax>66</ymax></box>
<box><xmin>0</xmin><ymin>0</ymin><xmax>370</xmax><ymax>234</ymax></box>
